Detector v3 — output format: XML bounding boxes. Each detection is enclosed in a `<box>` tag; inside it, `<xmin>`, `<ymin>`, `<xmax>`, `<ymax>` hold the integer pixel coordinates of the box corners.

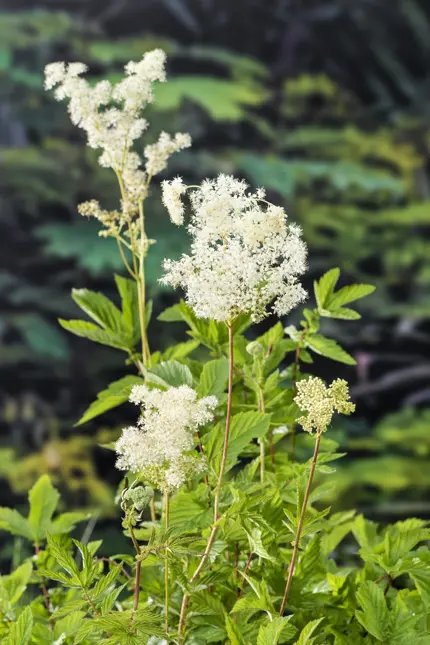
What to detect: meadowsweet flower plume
<box><xmin>295</xmin><ymin>376</ymin><xmax>355</xmax><ymax>433</ymax></box>
<box><xmin>115</xmin><ymin>384</ymin><xmax>217</xmax><ymax>491</ymax></box>
<box><xmin>161</xmin><ymin>174</ymin><xmax>308</xmax><ymax>321</ymax></box>
<box><xmin>44</xmin><ymin>51</ymin><xmax>191</xmax><ymax>240</ymax></box>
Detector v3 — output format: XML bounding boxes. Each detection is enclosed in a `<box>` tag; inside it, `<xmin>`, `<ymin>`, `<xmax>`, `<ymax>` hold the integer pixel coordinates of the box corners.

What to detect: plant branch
<box><xmin>164</xmin><ymin>490</ymin><xmax>170</xmax><ymax>634</ymax></box>
<box><xmin>129</xmin><ymin>525</ymin><xmax>142</xmax><ymax>613</ymax></box>
<box><xmin>178</xmin><ymin>321</ymin><xmax>235</xmax><ymax>639</ymax></box>
<box><xmin>279</xmin><ymin>429</ymin><xmax>322</xmax><ymax>615</ymax></box>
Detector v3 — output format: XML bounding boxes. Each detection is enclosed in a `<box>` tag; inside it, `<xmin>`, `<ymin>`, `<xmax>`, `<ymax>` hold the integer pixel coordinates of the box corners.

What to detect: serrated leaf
<box><xmin>245</xmin><ymin>528</ymin><xmax>275</xmax><ymax>562</ymax></box>
<box><xmin>72</xmin><ymin>289</ymin><xmax>124</xmax><ymax>334</ymax></box>
<box><xmin>72</xmin><ymin>539</ymin><xmax>97</xmax><ymax>588</ymax></box>
<box><xmin>58</xmin><ymin>319</ymin><xmax>129</xmax><ymax>351</ymax></box>
<box><xmin>7</xmin><ymin>606</ymin><xmax>33</xmax><ymax>645</ymax></box>
<box><xmin>50</xmin><ymin>512</ymin><xmax>89</xmax><ymax>535</ymax></box>
<box><xmin>257</xmin><ymin>617</ymin><xmax>295</xmax><ymax>645</ymax></box>
<box><xmin>294</xmin><ymin>618</ymin><xmax>325</xmax><ymax>645</ymax></box>
<box><xmin>305</xmin><ymin>334</ymin><xmax>356</xmax><ymax>365</ymax></box>
<box><xmin>54</xmin><ymin>611</ymin><xmax>87</xmax><ymax>640</ymax></box>
<box><xmin>355</xmin><ymin>581</ymin><xmax>389</xmax><ymax>641</ymax></box>
<box><xmin>99</xmin><ymin>583</ymin><xmax>127</xmax><ymax>615</ymax></box>
<box><xmin>0</xmin><ymin>561</ymin><xmax>32</xmax><ymax>605</ymax></box>
<box><xmin>114</xmin><ymin>274</ymin><xmax>140</xmax><ymax>343</ymax></box>
<box><xmin>145</xmin><ymin>360</ymin><xmax>194</xmax><ymax>388</ymax></box>
<box><xmin>314</xmin><ymin>269</ymin><xmax>340</xmax><ymax>310</ymax></box>
<box><xmin>92</xmin><ymin>564</ymin><xmax>122</xmax><ymax>601</ymax></box>
<box><xmin>28</xmin><ymin>475</ymin><xmax>60</xmax><ymax>544</ymax></box>
<box><xmin>76</xmin><ymin>375</ymin><xmax>144</xmax><ymax>425</ymax></box>
<box><xmin>0</xmin><ymin>508</ymin><xmax>34</xmax><ymax>541</ymax></box>
<box><xmin>198</xmin><ymin>359</ymin><xmax>229</xmax><ymax>397</ymax></box>
<box><xmin>323</xmin><ymin>307</ymin><xmax>361</xmax><ymax>320</ymax></box>
<box><xmin>225</xmin><ymin>616</ymin><xmax>246</xmax><ymax>644</ymax></box>
<box><xmin>206</xmin><ymin>411</ymin><xmax>271</xmax><ymax>474</ymax></box>
<box><xmin>326</xmin><ymin>283</ymin><xmax>375</xmax><ymax>309</ymax></box>
<box><xmin>47</xmin><ymin>534</ymin><xmax>81</xmax><ymax>582</ymax></box>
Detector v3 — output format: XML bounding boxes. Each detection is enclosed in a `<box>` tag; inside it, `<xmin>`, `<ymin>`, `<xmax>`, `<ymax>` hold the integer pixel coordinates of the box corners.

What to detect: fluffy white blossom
<box><xmin>145</xmin><ymin>132</ymin><xmax>191</xmax><ymax>178</ymax></box>
<box><xmin>295</xmin><ymin>377</ymin><xmax>355</xmax><ymax>433</ymax></box>
<box><xmin>161</xmin><ymin>174</ymin><xmax>307</xmax><ymax>321</ymax></box>
<box><xmin>44</xmin><ymin>51</ymin><xmax>192</xmax><ymax>239</ymax></box>
<box><xmin>161</xmin><ymin>177</ymin><xmax>187</xmax><ymax>225</ymax></box>
<box><xmin>115</xmin><ymin>385</ymin><xmax>217</xmax><ymax>491</ymax></box>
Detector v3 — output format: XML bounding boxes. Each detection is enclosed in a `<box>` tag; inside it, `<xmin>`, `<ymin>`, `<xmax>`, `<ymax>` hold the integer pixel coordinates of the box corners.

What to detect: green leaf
<box><xmin>58</xmin><ymin>319</ymin><xmax>130</xmax><ymax>351</ymax></box>
<box><xmin>355</xmin><ymin>581</ymin><xmax>389</xmax><ymax>641</ymax></box>
<box><xmin>72</xmin><ymin>539</ymin><xmax>97</xmax><ymax>588</ymax></box>
<box><xmin>207</xmin><ymin>411</ymin><xmax>271</xmax><ymax>474</ymax></box>
<box><xmin>91</xmin><ymin>564</ymin><xmax>122</xmax><ymax>601</ymax></box>
<box><xmin>305</xmin><ymin>334</ymin><xmax>356</xmax><ymax>365</ymax></box>
<box><xmin>314</xmin><ymin>269</ymin><xmax>340</xmax><ymax>310</ymax></box>
<box><xmin>114</xmin><ymin>274</ymin><xmax>140</xmax><ymax>344</ymax></box>
<box><xmin>245</xmin><ymin>528</ymin><xmax>275</xmax><ymax>562</ymax></box>
<box><xmin>46</xmin><ymin>534</ymin><xmax>81</xmax><ymax>584</ymax></box>
<box><xmin>49</xmin><ymin>512</ymin><xmax>89</xmax><ymax>535</ymax></box>
<box><xmin>0</xmin><ymin>561</ymin><xmax>32</xmax><ymax>606</ymax></box>
<box><xmin>257</xmin><ymin>617</ymin><xmax>295</xmax><ymax>645</ymax></box>
<box><xmin>326</xmin><ymin>283</ymin><xmax>375</xmax><ymax>309</ymax></box>
<box><xmin>72</xmin><ymin>288</ymin><xmax>124</xmax><ymax>334</ymax></box>
<box><xmin>28</xmin><ymin>475</ymin><xmax>60</xmax><ymax>544</ymax></box>
<box><xmin>225</xmin><ymin>616</ymin><xmax>246</xmax><ymax>644</ymax></box>
<box><xmin>410</xmin><ymin>567</ymin><xmax>430</xmax><ymax>606</ymax></box>
<box><xmin>0</xmin><ymin>508</ymin><xmax>34</xmax><ymax>541</ymax></box>
<box><xmin>13</xmin><ymin>314</ymin><xmax>69</xmax><ymax>360</ymax></box>
<box><xmin>76</xmin><ymin>375</ymin><xmax>144</xmax><ymax>425</ymax></box>
<box><xmin>145</xmin><ymin>361</ymin><xmax>194</xmax><ymax>388</ymax></box>
<box><xmin>198</xmin><ymin>359</ymin><xmax>229</xmax><ymax>397</ymax></box>
<box><xmin>324</xmin><ymin>307</ymin><xmax>362</xmax><ymax>320</ymax></box>
<box><xmin>157</xmin><ymin>303</ymin><xmax>184</xmax><ymax>322</ymax></box>
<box><xmin>294</xmin><ymin>618</ymin><xmax>325</xmax><ymax>645</ymax></box>
<box><xmin>7</xmin><ymin>606</ymin><xmax>33</xmax><ymax>645</ymax></box>
<box><xmin>155</xmin><ymin>76</ymin><xmax>268</xmax><ymax>121</ymax></box>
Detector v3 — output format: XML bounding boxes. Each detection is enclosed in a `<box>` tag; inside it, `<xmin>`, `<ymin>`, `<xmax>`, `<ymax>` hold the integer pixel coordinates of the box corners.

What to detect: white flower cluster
<box><xmin>115</xmin><ymin>385</ymin><xmax>217</xmax><ymax>491</ymax></box>
<box><xmin>161</xmin><ymin>174</ymin><xmax>308</xmax><ymax>321</ymax></box>
<box><xmin>295</xmin><ymin>377</ymin><xmax>355</xmax><ymax>433</ymax></box>
<box><xmin>44</xmin><ymin>51</ymin><xmax>191</xmax><ymax>238</ymax></box>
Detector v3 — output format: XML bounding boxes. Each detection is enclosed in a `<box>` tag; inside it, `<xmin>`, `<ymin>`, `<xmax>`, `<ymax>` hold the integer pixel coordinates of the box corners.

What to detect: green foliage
<box><xmin>76</xmin><ymin>375</ymin><xmax>144</xmax><ymax>426</ymax></box>
<box><xmin>59</xmin><ymin>279</ymin><xmax>144</xmax><ymax>355</ymax></box>
<box><xmin>2</xmin><ymin>266</ymin><xmax>429</xmax><ymax>645</ymax></box>
<box><xmin>2</xmin><ymin>7</ymin><xmax>430</xmax><ymax>643</ymax></box>
<box><xmin>0</xmin><ymin>475</ymin><xmax>86</xmax><ymax>546</ymax></box>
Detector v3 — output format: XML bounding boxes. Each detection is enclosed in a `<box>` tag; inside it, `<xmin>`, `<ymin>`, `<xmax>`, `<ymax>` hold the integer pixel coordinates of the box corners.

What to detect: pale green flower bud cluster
<box><xmin>122</xmin><ymin>485</ymin><xmax>154</xmax><ymax>512</ymax></box>
<box><xmin>295</xmin><ymin>377</ymin><xmax>355</xmax><ymax>433</ymax></box>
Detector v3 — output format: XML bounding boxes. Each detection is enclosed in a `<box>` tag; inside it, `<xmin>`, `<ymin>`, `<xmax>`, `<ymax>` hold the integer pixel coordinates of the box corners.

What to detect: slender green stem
<box><xmin>116</xmin><ymin>237</ymin><xmax>136</xmax><ymax>279</ymax></box>
<box><xmin>137</xmin><ymin>200</ymin><xmax>151</xmax><ymax>367</ymax></box>
<box><xmin>279</xmin><ymin>429</ymin><xmax>322</xmax><ymax>615</ymax></box>
<box><xmin>178</xmin><ymin>321</ymin><xmax>235</xmax><ymax>640</ymax></box>
<box><xmin>258</xmin><ymin>388</ymin><xmax>266</xmax><ymax>483</ymax></box>
<box><xmin>164</xmin><ymin>490</ymin><xmax>170</xmax><ymax>634</ymax></box>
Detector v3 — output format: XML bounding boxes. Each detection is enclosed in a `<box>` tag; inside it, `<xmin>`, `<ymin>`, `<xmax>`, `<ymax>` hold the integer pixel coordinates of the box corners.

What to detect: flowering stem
<box><xmin>129</xmin><ymin>525</ymin><xmax>141</xmax><ymax>613</ymax></box>
<box><xmin>257</xmin><ymin>388</ymin><xmax>265</xmax><ymax>482</ymax></box>
<box><xmin>137</xmin><ymin>200</ymin><xmax>151</xmax><ymax>367</ymax></box>
<box><xmin>164</xmin><ymin>490</ymin><xmax>170</xmax><ymax>634</ymax></box>
<box><xmin>279</xmin><ymin>429</ymin><xmax>322</xmax><ymax>616</ymax></box>
<box><xmin>178</xmin><ymin>321</ymin><xmax>235</xmax><ymax>639</ymax></box>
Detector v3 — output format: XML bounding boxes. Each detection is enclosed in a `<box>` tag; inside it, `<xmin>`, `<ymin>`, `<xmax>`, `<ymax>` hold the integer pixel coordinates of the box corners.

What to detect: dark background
<box><xmin>1</xmin><ymin>0</ymin><xmax>430</xmax><ymax>556</ymax></box>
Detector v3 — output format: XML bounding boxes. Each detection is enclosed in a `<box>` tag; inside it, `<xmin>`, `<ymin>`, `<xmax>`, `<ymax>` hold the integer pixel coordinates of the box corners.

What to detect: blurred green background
<box><xmin>1</xmin><ymin>0</ymin><xmax>430</xmax><ymax>557</ymax></box>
